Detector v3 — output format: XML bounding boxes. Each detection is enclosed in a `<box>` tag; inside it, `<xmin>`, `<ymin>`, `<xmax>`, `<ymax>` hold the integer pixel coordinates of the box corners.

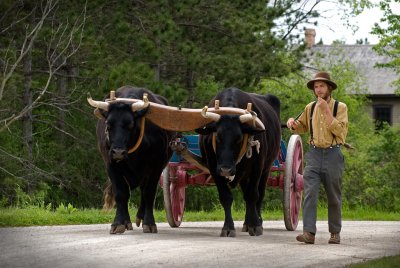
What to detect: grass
<box><xmin>0</xmin><ymin>205</ymin><xmax>399</xmax><ymax>227</ymax></box>
<box><xmin>0</xmin><ymin>207</ymin><xmax>115</xmax><ymax>227</ymax></box>
<box><xmin>311</xmin><ymin>204</ymin><xmax>400</xmax><ymax>221</ymax></box>
<box><xmin>0</xmin><ymin>207</ymin><xmax>278</xmax><ymax>227</ymax></box>
<box><xmin>346</xmin><ymin>255</ymin><xmax>400</xmax><ymax>268</ymax></box>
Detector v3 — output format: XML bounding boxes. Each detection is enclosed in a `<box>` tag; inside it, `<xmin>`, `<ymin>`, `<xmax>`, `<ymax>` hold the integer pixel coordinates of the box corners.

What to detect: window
<box><xmin>373</xmin><ymin>105</ymin><xmax>392</xmax><ymax>129</ymax></box>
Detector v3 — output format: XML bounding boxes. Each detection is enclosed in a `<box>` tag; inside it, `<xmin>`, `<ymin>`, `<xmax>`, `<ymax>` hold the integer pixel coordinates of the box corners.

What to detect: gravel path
<box><xmin>1</xmin><ymin>220</ymin><xmax>399</xmax><ymax>268</ymax></box>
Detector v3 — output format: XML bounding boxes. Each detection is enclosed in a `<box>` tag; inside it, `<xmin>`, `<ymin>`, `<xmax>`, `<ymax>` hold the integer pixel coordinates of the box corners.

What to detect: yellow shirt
<box><xmin>291</xmin><ymin>98</ymin><xmax>348</xmax><ymax>148</ymax></box>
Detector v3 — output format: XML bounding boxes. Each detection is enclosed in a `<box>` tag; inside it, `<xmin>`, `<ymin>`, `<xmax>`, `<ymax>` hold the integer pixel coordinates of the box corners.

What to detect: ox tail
<box><xmin>102</xmin><ymin>178</ymin><xmax>115</xmax><ymax>211</ymax></box>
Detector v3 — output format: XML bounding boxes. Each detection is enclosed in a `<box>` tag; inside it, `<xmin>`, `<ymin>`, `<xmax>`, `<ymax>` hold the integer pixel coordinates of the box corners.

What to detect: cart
<box><xmin>160</xmin><ymin>133</ymin><xmax>304</xmax><ymax>231</ymax></box>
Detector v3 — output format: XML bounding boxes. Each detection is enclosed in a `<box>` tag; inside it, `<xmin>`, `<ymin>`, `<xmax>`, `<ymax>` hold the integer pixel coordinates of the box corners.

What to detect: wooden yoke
<box><xmin>144</xmin><ymin>101</ymin><xmax>265</xmax><ymax>132</ymax></box>
<box><xmin>145</xmin><ymin>103</ymin><xmax>211</xmax><ymax>132</ymax></box>
<box><xmin>91</xmin><ymin>93</ymin><xmax>265</xmax><ymax>132</ymax></box>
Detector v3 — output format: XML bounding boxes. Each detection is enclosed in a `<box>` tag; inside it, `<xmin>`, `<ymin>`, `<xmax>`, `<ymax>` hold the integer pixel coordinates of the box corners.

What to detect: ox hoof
<box><xmin>126</xmin><ymin>222</ymin><xmax>133</xmax><ymax>230</ymax></box>
<box><xmin>248</xmin><ymin>226</ymin><xmax>263</xmax><ymax>236</ymax></box>
<box><xmin>220</xmin><ymin>229</ymin><xmax>236</xmax><ymax>237</ymax></box>
<box><xmin>135</xmin><ymin>217</ymin><xmax>142</xmax><ymax>227</ymax></box>
<box><xmin>143</xmin><ymin>224</ymin><xmax>158</xmax><ymax>233</ymax></box>
<box><xmin>110</xmin><ymin>224</ymin><xmax>126</xmax><ymax>234</ymax></box>
<box><xmin>242</xmin><ymin>224</ymin><xmax>248</xmax><ymax>232</ymax></box>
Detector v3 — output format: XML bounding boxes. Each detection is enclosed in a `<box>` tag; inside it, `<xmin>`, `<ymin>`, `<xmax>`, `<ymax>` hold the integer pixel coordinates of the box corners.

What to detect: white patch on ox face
<box><xmin>226</xmin><ymin>175</ymin><xmax>235</xmax><ymax>182</ymax></box>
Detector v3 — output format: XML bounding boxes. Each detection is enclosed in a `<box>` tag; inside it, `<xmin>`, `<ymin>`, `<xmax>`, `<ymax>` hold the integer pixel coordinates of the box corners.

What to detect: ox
<box><xmin>88</xmin><ymin>86</ymin><xmax>173</xmax><ymax>234</ymax></box>
<box><xmin>196</xmin><ymin>87</ymin><xmax>281</xmax><ymax>237</ymax></box>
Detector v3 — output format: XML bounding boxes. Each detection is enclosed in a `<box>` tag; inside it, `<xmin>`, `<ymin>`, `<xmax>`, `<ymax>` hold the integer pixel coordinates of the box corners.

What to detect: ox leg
<box><xmin>242</xmin><ymin>176</ymin><xmax>264</xmax><ymax>236</ymax></box>
<box><xmin>256</xmin><ymin>176</ymin><xmax>267</xmax><ymax>226</ymax></box>
<box><xmin>240</xmin><ymin>180</ymin><xmax>250</xmax><ymax>233</ymax></box>
<box><xmin>216</xmin><ymin>180</ymin><xmax>235</xmax><ymax>237</ymax></box>
<box><xmin>110</xmin><ymin>177</ymin><xmax>133</xmax><ymax>234</ymax></box>
<box><xmin>141</xmin><ymin>177</ymin><xmax>159</xmax><ymax>233</ymax></box>
<box><xmin>135</xmin><ymin>193</ymin><xmax>145</xmax><ymax>227</ymax></box>
<box><xmin>244</xmin><ymin>202</ymin><xmax>262</xmax><ymax>236</ymax></box>
<box><xmin>241</xmin><ymin>179</ymin><xmax>265</xmax><ymax>233</ymax></box>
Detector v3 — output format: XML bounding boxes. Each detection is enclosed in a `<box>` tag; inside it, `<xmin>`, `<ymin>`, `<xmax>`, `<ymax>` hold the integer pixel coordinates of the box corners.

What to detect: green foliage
<box><xmin>258</xmin><ymin>49</ymin><xmax>400</xmax><ymax>212</ymax></box>
<box><xmin>347</xmin><ymin>255</ymin><xmax>400</xmax><ymax>268</ymax></box>
<box><xmin>0</xmin><ymin>206</ymin><xmax>398</xmax><ymax>227</ymax></box>
<box><xmin>0</xmin><ymin>207</ymin><xmax>115</xmax><ymax>227</ymax></box>
<box><xmin>0</xmin><ymin>0</ymin><xmax>313</xmax><ymax>209</ymax></box>
<box><xmin>0</xmin><ymin>177</ymin><xmax>50</xmax><ymax>208</ymax></box>
<box><xmin>193</xmin><ymin>75</ymin><xmax>224</xmax><ymax>107</ymax></box>
<box><xmin>371</xmin><ymin>0</ymin><xmax>400</xmax><ymax>94</ymax></box>
<box><xmin>106</xmin><ymin>61</ymin><xmax>155</xmax><ymax>90</ymax></box>
<box><xmin>343</xmin><ymin>125</ymin><xmax>400</xmax><ymax>211</ymax></box>
<box><xmin>0</xmin><ymin>0</ymin><xmax>392</xmax><ymax>215</ymax></box>
<box><xmin>56</xmin><ymin>203</ymin><xmax>78</xmax><ymax>214</ymax></box>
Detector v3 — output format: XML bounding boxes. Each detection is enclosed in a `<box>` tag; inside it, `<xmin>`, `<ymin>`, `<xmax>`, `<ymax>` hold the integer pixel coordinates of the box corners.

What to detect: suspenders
<box><xmin>310</xmin><ymin>100</ymin><xmax>339</xmax><ymax>146</ymax></box>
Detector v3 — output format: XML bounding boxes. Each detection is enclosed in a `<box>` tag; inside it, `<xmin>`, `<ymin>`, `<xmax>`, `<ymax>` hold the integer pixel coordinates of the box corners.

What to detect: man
<box><xmin>286</xmin><ymin>71</ymin><xmax>348</xmax><ymax>244</ymax></box>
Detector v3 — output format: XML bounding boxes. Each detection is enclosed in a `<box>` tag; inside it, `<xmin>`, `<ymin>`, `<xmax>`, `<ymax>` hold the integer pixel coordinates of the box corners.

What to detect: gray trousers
<box><xmin>302</xmin><ymin>145</ymin><xmax>345</xmax><ymax>234</ymax></box>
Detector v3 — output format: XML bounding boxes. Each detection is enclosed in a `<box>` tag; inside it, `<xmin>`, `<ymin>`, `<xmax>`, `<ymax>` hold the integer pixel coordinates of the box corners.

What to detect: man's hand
<box><xmin>317</xmin><ymin>97</ymin><xmax>334</xmax><ymax>125</ymax></box>
<box><xmin>286</xmin><ymin>118</ymin><xmax>297</xmax><ymax>130</ymax></box>
<box><xmin>316</xmin><ymin>97</ymin><xmax>329</xmax><ymax>111</ymax></box>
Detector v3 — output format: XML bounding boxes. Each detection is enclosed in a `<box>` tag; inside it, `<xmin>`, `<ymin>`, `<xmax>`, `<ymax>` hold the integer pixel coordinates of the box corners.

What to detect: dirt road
<box><xmin>1</xmin><ymin>220</ymin><xmax>399</xmax><ymax>268</ymax></box>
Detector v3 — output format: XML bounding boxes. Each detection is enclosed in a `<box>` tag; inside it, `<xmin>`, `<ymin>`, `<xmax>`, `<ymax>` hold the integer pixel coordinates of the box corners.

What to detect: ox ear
<box><xmin>94</xmin><ymin>108</ymin><xmax>107</xmax><ymax>120</ymax></box>
<box><xmin>195</xmin><ymin>123</ymin><xmax>216</xmax><ymax>135</ymax></box>
<box><xmin>241</xmin><ymin>124</ymin><xmax>265</xmax><ymax>136</ymax></box>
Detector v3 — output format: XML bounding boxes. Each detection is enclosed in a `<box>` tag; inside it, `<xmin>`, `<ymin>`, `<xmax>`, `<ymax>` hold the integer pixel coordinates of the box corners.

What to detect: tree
<box><xmin>81</xmin><ymin>1</ymin><xmax>370</xmax><ymax>106</ymax></box>
<box><xmin>371</xmin><ymin>0</ymin><xmax>400</xmax><ymax>94</ymax></box>
<box><xmin>0</xmin><ymin>0</ymin><xmax>377</xmax><ymax>208</ymax></box>
<box><xmin>0</xmin><ymin>0</ymin><xmax>90</xmax><ymax>206</ymax></box>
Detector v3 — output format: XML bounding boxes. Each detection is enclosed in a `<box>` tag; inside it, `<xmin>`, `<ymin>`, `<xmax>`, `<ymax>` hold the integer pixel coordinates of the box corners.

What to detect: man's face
<box><xmin>313</xmin><ymin>81</ymin><xmax>331</xmax><ymax>100</ymax></box>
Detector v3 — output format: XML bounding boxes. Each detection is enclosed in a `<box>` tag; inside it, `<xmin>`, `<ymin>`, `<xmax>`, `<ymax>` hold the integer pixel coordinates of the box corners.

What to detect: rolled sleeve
<box><xmin>328</xmin><ymin>103</ymin><xmax>348</xmax><ymax>143</ymax></box>
<box><xmin>292</xmin><ymin>120</ymin><xmax>307</xmax><ymax>134</ymax></box>
<box><xmin>290</xmin><ymin>106</ymin><xmax>310</xmax><ymax>135</ymax></box>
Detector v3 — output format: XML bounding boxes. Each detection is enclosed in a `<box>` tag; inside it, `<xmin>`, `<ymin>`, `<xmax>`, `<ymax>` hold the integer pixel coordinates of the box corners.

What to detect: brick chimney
<box><xmin>305</xmin><ymin>28</ymin><xmax>316</xmax><ymax>48</ymax></box>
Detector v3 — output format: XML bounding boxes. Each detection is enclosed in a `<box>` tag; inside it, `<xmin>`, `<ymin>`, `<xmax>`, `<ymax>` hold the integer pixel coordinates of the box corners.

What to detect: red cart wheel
<box><xmin>283</xmin><ymin>135</ymin><xmax>304</xmax><ymax>231</ymax></box>
<box><xmin>162</xmin><ymin>165</ymin><xmax>185</xmax><ymax>227</ymax></box>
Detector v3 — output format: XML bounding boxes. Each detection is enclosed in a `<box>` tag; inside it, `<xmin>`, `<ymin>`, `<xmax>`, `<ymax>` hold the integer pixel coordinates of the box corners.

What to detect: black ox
<box><xmin>196</xmin><ymin>87</ymin><xmax>281</xmax><ymax>237</ymax></box>
<box><xmin>88</xmin><ymin>86</ymin><xmax>173</xmax><ymax>234</ymax></box>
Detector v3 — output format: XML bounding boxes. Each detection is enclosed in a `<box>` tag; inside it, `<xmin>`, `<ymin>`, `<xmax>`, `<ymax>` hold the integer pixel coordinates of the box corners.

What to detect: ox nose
<box><xmin>219</xmin><ymin>167</ymin><xmax>234</xmax><ymax>177</ymax></box>
<box><xmin>111</xmin><ymin>148</ymin><xmax>126</xmax><ymax>160</ymax></box>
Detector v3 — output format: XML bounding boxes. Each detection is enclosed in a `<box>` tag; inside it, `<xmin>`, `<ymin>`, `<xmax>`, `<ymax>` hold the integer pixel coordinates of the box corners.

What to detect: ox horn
<box><xmin>239</xmin><ymin>111</ymin><xmax>265</xmax><ymax>130</ymax></box>
<box><xmin>239</xmin><ymin>112</ymin><xmax>256</xmax><ymax>124</ymax></box>
<box><xmin>87</xmin><ymin>93</ymin><xmax>109</xmax><ymax>111</ymax></box>
<box><xmin>201</xmin><ymin>106</ymin><xmax>221</xmax><ymax>122</ymax></box>
<box><xmin>131</xmin><ymin>93</ymin><xmax>150</xmax><ymax>112</ymax></box>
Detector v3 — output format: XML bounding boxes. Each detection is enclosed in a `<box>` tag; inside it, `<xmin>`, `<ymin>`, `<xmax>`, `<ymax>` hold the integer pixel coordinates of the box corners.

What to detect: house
<box><xmin>304</xmin><ymin>28</ymin><xmax>400</xmax><ymax>127</ymax></box>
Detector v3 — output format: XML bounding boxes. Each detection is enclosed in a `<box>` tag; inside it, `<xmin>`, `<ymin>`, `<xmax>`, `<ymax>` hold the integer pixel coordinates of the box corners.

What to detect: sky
<box><xmin>306</xmin><ymin>0</ymin><xmax>400</xmax><ymax>45</ymax></box>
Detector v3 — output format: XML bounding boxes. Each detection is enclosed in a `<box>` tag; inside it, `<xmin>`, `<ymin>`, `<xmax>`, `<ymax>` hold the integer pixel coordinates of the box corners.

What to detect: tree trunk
<box><xmin>22</xmin><ymin>44</ymin><xmax>33</xmax><ymax>159</ymax></box>
<box><xmin>56</xmin><ymin>57</ymin><xmax>67</xmax><ymax>147</ymax></box>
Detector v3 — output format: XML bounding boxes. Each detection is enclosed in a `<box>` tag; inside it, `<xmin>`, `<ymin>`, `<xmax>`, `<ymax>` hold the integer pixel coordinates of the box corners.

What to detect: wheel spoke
<box><xmin>293</xmin><ymin>143</ymin><xmax>301</xmax><ymax>174</ymax></box>
<box><xmin>169</xmin><ymin>179</ymin><xmax>185</xmax><ymax>223</ymax></box>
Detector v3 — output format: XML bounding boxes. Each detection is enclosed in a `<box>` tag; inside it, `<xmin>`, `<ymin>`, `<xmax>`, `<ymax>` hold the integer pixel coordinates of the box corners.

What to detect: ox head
<box><xmin>195</xmin><ymin>106</ymin><xmax>265</xmax><ymax>179</ymax></box>
<box><xmin>87</xmin><ymin>92</ymin><xmax>149</xmax><ymax>161</ymax></box>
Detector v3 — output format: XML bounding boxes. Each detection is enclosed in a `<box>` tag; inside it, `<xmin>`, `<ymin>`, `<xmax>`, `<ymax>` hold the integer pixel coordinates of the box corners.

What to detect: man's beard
<box><xmin>322</xmin><ymin>94</ymin><xmax>331</xmax><ymax>101</ymax></box>
<box><xmin>316</xmin><ymin>92</ymin><xmax>331</xmax><ymax>101</ymax></box>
